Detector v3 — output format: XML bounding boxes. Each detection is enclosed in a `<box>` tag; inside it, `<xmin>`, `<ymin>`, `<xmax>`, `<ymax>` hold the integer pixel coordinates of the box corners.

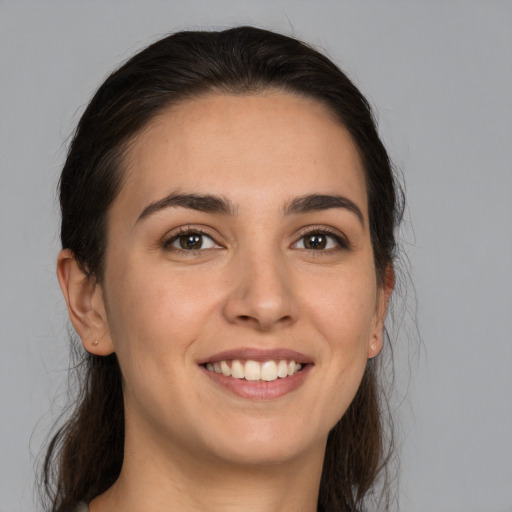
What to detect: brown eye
<box><xmin>303</xmin><ymin>234</ymin><xmax>328</xmax><ymax>250</ymax></box>
<box><xmin>292</xmin><ymin>230</ymin><xmax>346</xmax><ymax>251</ymax></box>
<box><xmin>179</xmin><ymin>233</ymin><xmax>203</xmax><ymax>250</ymax></box>
<box><xmin>167</xmin><ymin>231</ymin><xmax>218</xmax><ymax>251</ymax></box>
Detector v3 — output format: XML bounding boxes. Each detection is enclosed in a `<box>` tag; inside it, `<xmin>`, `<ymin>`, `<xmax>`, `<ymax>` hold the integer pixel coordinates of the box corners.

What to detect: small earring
<box><xmin>92</xmin><ymin>339</ymin><xmax>99</xmax><ymax>346</ymax></box>
<box><xmin>368</xmin><ymin>342</ymin><xmax>378</xmax><ymax>360</ymax></box>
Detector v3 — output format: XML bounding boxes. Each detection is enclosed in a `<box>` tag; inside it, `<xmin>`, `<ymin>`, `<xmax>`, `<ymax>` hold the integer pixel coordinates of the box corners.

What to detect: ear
<box><xmin>57</xmin><ymin>249</ymin><xmax>114</xmax><ymax>356</ymax></box>
<box><xmin>367</xmin><ymin>264</ymin><xmax>394</xmax><ymax>359</ymax></box>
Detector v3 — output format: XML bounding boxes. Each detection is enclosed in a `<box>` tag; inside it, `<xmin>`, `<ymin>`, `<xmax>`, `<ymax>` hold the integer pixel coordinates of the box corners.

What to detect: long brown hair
<box><xmin>42</xmin><ymin>26</ymin><xmax>404</xmax><ymax>511</ymax></box>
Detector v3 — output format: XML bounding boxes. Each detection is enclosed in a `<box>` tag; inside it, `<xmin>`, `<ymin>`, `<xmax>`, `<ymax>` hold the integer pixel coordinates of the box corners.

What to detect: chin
<box><xmin>198</xmin><ymin>416</ymin><xmax>326</xmax><ymax>467</ymax></box>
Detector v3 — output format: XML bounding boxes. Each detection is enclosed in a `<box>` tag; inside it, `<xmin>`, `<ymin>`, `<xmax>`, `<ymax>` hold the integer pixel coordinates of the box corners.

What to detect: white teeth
<box><xmin>244</xmin><ymin>360</ymin><xmax>261</xmax><ymax>381</ymax></box>
<box><xmin>260</xmin><ymin>361</ymin><xmax>278</xmax><ymax>381</ymax></box>
<box><xmin>277</xmin><ymin>360</ymin><xmax>288</xmax><ymax>378</ymax></box>
<box><xmin>205</xmin><ymin>359</ymin><xmax>303</xmax><ymax>381</ymax></box>
<box><xmin>231</xmin><ymin>360</ymin><xmax>245</xmax><ymax>379</ymax></box>
<box><xmin>220</xmin><ymin>360</ymin><xmax>230</xmax><ymax>377</ymax></box>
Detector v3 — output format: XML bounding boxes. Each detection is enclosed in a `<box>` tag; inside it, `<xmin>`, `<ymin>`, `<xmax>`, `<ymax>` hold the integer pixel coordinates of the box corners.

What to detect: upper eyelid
<box><xmin>293</xmin><ymin>225</ymin><xmax>350</xmax><ymax>246</ymax></box>
<box><xmin>164</xmin><ymin>225</ymin><xmax>219</xmax><ymax>238</ymax></box>
<box><xmin>163</xmin><ymin>226</ymin><xmax>223</xmax><ymax>248</ymax></box>
<box><xmin>295</xmin><ymin>225</ymin><xmax>343</xmax><ymax>237</ymax></box>
<box><xmin>160</xmin><ymin>224</ymin><xmax>351</xmax><ymax>249</ymax></box>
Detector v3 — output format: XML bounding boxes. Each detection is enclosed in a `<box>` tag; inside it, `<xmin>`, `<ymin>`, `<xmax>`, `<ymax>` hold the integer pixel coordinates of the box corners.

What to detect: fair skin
<box><xmin>58</xmin><ymin>91</ymin><xmax>392</xmax><ymax>512</ymax></box>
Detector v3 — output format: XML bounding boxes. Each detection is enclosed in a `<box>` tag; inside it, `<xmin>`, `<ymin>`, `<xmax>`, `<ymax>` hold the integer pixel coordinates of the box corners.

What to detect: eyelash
<box><xmin>293</xmin><ymin>226</ymin><xmax>350</xmax><ymax>252</ymax></box>
<box><xmin>162</xmin><ymin>226</ymin><xmax>350</xmax><ymax>255</ymax></box>
<box><xmin>163</xmin><ymin>227</ymin><xmax>221</xmax><ymax>254</ymax></box>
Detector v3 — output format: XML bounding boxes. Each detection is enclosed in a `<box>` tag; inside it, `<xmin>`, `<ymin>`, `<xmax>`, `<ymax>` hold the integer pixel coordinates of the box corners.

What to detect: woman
<box><xmin>42</xmin><ymin>26</ymin><xmax>403</xmax><ymax>512</ymax></box>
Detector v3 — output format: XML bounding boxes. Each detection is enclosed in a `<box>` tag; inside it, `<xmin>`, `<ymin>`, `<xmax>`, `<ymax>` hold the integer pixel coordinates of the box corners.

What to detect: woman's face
<box><xmin>95</xmin><ymin>92</ymin><xmax>389</xmax><ymax>467</ymax></box>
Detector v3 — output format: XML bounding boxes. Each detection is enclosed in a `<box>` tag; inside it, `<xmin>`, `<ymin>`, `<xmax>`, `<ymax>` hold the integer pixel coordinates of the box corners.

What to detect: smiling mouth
<box><xmin>204</xmin><ymin>359</ymin><xmax>303</xmax><ymax>382</ymax></box>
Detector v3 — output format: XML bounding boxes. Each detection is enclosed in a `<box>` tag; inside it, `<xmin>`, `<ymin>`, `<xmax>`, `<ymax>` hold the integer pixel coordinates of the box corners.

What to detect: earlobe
<box><xmin>367</xmin><ymin>264</ymin><xmax>394</xmax><ymax>359</ymax></box>
<box><xmin>367</xmin><ymin>335</ymin><xmax>383</xmax><ymax>359</ymax></box>
<box><xmin>57</xmin><ymin>249</ymin><xmax>114</xmax><ymax>356</ymax></box>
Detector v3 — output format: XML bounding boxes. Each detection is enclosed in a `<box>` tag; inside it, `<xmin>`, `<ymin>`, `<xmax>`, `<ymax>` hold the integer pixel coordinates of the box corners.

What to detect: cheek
<box><xmin>301</xmin><ymin>263</ymin><xmax>377</xmax><ymax>414</ymax></box>
<box><xmin>102</xmin><ymin>259</ymin><xmax>223</xmax><ymax>418</ymax></box>
<box><xmin>105</xmin><ymin>260</ymin><xmax>223</xmax><ymax>357</ymax></box>
<box><xmin>307</xmin><ymin>264</ymin><xmax>378</xmax><ymax>348</ymax></box>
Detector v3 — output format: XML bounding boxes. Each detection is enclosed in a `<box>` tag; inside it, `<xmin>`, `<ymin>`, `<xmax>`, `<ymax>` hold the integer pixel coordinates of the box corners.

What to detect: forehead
<box><xmin>117</xmin><ymin>91</ymin><xmax>367</xmax><ymax>220</ymax></box>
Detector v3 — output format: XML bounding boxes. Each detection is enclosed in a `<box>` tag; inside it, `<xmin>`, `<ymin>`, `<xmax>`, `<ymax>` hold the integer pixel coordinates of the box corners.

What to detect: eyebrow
<box><xmin>283</xmin><ymin>194</ymin><xmax>364</xmax><ymax>225</ymax></box>
<box><xmin>136</xmin><ymin>192</ymin><xmax>238</xmax><ymax>224</ymax></box>
<box><xmin>135</xmin><ymin>192</ymin><xmax>364</xmax><ymax>225</ymax></box>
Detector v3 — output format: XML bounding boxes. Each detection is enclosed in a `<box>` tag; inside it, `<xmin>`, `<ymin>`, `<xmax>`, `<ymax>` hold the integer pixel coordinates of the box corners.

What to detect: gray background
<box><xmin>1</xmin><ymin>1</ymin><xmax>511</xmax><ymax>511</ymax></box>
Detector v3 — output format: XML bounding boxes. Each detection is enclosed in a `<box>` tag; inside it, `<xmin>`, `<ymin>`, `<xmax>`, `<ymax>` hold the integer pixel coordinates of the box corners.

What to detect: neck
<box><xmin>90</xmin><ymin>424</ymin><xmax>326</xmax><ymax>512</ymax></box>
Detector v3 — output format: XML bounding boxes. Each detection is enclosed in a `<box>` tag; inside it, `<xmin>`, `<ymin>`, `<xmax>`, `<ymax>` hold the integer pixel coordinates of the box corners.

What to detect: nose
<box><xmin>222</xmin><ymin>248</ymin><xmax>298</xmax><ymax>331</ymax></box>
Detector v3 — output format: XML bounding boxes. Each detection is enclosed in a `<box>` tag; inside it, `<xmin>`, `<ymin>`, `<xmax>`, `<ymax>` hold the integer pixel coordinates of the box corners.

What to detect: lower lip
<box><xmin>201</xmin><ymin>364</ymin><xmax>312</xmax><ymax>400</ymax></box>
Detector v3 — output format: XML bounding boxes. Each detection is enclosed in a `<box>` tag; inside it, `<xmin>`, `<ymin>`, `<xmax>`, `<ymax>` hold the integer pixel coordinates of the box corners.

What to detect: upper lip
<box><xmin>198</xmin><ymin>348</ymin><xmax>313</xmax><ymax>365</ymax></box>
